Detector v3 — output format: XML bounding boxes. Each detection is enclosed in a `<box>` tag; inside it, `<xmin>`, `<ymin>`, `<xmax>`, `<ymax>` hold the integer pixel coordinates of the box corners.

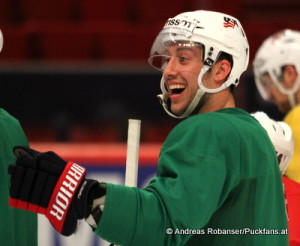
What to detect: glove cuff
<box><xmin>74</xmin><ymin>179</ymin><xmax>101</xmax><ymax>219</ymax></box>
<box><xmin>45</xmin><ymin>162</ymin><xmax>86</xmax><ymax>233</ymax></box>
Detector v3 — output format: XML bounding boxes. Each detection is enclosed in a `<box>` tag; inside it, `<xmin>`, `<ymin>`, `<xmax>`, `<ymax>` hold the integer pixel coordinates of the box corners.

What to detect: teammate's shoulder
<box><xmin>0</xmin><ymin>108</ymin><xmax>23</xmax><ymax>133</ymax></box>
<box><xmin>289</xmin><ymin>104</ymin><xmax>300</xmax><ymax>115</ymax></box>
<box><xmin>285</xmin><ymin>104</ymin><xmax>300</xmax><ymax>123</ymax></box>
<box><xmin>0</xmin><ymin>108</ymin><xmax>19</xmax><ymax>122</ymax></box>
<box><xmin>0</xmin><ymin>108</ymin><xmax>17</xmax><ymax>120</ymax></box>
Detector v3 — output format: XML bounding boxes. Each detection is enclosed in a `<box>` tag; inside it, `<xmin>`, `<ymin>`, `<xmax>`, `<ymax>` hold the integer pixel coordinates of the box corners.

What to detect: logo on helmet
<box><xmin>223</xmin><ymin>17</ymin><xmax>238</xmax><ymax>28</ymax></box>
<box><xmin>165</xmin><ymin>18</ymin><xmax>193</xmax><ymax>28</ymax></box>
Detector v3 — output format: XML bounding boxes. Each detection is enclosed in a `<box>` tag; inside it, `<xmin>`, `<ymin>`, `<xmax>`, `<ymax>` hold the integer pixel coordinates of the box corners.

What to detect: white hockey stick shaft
<box><xmin>93</xmin><ymin>120</ymin><xmax>141</xmax><ymax>246</ymax></box>
<box><xmin>125</xmin><ymin>119</ymin><xmax>141</xmax><ymax>187</ymax></box>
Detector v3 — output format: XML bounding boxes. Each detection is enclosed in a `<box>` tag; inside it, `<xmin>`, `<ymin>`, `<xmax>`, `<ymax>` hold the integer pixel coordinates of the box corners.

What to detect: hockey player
<box><xmin>8</xmin><ymin>10</ymin><xmax>288</xmax><ymax>245</ymax></box>
<box><xmin>0</xmin><ymin>30</ymin><xmax>37</xmax><ymax>246</ymax></box>
<box><xmin>253</xmin><ymin>29</ymin><xmax>300</xmax><ymax>246</ymax></box>
<box><xmin>253</xmin><ymin>29</ymin><xmax>300</xmax><ymax>182</ymax></box>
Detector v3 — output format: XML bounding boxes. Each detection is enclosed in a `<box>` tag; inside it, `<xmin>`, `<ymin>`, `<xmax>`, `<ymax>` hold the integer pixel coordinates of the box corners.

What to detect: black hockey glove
<box><xmin>8</xmin><ymin>146</ymin><xmax>106</xmax><ymax>236</ymax></box>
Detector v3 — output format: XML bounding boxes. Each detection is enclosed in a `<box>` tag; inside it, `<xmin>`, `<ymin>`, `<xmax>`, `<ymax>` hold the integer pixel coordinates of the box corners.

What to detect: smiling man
<box><xmin>149</xmin><ymin>43</ymin><xmax>235</xmax><ymax>117</ymax></box>
<box><xmin>8</xmin><ymin>10</ymin><xmax>288</xmax><ymax>246</ymax></box>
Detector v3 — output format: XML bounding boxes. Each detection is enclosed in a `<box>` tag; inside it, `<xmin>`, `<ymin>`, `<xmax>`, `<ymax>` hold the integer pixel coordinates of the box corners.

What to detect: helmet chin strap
<box><xmin>271</xmin><ymin>73</ymin><xmax>300</xmax><ymax>108</ymax></box>
<box><xmin>157</xmin><ymin>65</ymin><xmax>232</xmax><ymax>119</ymax></box>
<box><xmin>287</xmin><ymin>76</ymin><xmax>300</xmax><ymax>108</ymax></box>
<box><xmin>288</xmin><ymin>93</ymin><xmax>296</xmax><ymax>108</ymax></box>
<box><xmin>157</xmin><ymin>89</ymin><xmax>205</xmax><ymax>119</ymax></box>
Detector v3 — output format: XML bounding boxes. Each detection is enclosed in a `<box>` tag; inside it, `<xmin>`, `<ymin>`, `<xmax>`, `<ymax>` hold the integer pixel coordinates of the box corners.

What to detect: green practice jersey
<box><xmin>97</xmin><ymin>108</ymin><xmax>288</xmax><ymax>246</ymax></box>
<box><xmin>0</xmin><ymin>109</ymin><xmax>37</xmax><ymax>246</ymax></box>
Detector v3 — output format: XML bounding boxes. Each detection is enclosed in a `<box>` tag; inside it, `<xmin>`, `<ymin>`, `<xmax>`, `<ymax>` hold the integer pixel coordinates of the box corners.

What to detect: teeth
<box><xmin>169</xmin><ymin>84</ymin><xmax>186</xmax><ymax>90</ymax></box>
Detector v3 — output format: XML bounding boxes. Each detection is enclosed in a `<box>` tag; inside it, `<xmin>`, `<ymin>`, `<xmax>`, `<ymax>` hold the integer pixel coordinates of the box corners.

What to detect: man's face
<box><xmin>259</xmin><ymin>73</ymin><xmax>291</xmax><ymax>113</ymax></box>
<box><xmin>162</xmin><ymin>43</ymin><xmax>204</xmax><ymax>116</ymax></box>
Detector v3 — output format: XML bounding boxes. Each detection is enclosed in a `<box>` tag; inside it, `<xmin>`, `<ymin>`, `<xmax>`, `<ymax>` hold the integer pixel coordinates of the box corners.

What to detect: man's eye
<box><xmin>164</xmin><ymin>57</ymin><xmax>171</xmax><ymax>63</ymax></box>
<box><xmin>178</xmin><ymin>57</ymin><xmax>189</xmax><ymax>62</ymax></box>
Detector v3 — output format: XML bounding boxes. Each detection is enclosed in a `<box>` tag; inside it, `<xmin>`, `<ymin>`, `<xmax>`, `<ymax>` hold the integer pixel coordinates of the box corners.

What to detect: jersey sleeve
<box><xmin>96</xmin><ymin>115</ymin><xmax>240</xmax><ymax>246</ymax></box>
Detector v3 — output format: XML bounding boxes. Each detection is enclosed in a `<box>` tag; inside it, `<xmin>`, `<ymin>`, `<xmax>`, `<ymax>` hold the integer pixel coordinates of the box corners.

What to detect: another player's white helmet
<box><xmin>148</xmin><ymin>10</ymin><xmax>249</xmax><ymax>118</ymax></box>
<box><xmin>253</xmin><ymin>29</ymin><xmax>300</xmax><ymax>108</ymax></box>
<box><xmin>252</xmin><ymin>111</ymin><xmax>294</xmax><ymax>174</ymax></box>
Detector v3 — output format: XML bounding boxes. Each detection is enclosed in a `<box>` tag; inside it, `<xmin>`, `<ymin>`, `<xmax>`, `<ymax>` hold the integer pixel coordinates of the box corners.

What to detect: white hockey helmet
<box><xmin>253</xmin><ymin>29</ymin><xmax>300</xmax><ymax>108</ymax></box>
<box><xmin>148</xmin><ymin>10</ymin><xmax>249</xmax><ymax>118</ymax></box>
<box><xmin>252</xmin><ymin>111</ymin><xmax>294</xmax><ymax>174</ymax></box>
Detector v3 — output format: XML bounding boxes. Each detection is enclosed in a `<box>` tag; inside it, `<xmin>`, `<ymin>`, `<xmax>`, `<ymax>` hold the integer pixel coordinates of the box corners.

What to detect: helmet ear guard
<box><xmin>251</xmin><ymin>111</ymin><xmax>294</xmax><ymax>174</ymax></box>
<box><xmin>148</xmin><ymin>10</ymin><xmax>249</xmax><ymax>118</ymax></box>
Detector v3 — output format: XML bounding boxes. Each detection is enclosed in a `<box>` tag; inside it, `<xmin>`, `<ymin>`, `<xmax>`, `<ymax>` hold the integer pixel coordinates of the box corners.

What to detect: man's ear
<box><xmin>282</xmin><ymin>65</ymin><xmax>297</xmax><ymax>89</ymax></box>
<box><xmin>214</xmin><ymin>59</ymin><xmax>231</xmax><ymax>83</ymax></box>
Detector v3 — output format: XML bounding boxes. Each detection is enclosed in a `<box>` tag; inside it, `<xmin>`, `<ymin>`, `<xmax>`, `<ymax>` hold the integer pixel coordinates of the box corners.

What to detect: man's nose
<box><xmin>163</xmin><ymin>57</ymin><xmax>178</xmax><ymax>76</ymax></box>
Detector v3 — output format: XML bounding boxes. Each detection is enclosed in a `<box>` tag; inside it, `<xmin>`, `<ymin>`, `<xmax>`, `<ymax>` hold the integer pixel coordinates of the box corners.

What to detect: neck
<box><xmin>198</xmin><ymin>89</ymin><xmax>236</xmax><ymax>113</ymax></box>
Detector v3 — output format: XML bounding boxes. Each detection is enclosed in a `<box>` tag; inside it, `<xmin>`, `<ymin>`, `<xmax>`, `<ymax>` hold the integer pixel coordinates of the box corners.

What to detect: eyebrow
<box><xmin>166</xmin><ymin>44</ymin><xmax>202</xmax><ymax>57</ymax></box>
<box><xmin>176</xmin><ymin>46</ymin><xmax>203</xmax><ymax>59</ymax></box>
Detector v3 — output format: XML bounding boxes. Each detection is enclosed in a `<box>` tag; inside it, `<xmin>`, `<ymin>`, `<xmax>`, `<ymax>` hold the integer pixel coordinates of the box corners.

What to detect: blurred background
<box><xmin>1</xmin><ymin>1</ymin><xmax>299</xmax><ymax>245</ymax></box>
<box><xmin>0</xmin><ymin>0</ymin><xmax>299</xmax><ymax>143</ymax></box>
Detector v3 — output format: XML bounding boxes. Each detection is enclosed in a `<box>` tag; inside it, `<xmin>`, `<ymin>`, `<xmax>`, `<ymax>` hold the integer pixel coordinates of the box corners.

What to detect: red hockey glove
<box><xmin>8</xmin><ymin>146</ymin><xmax>105</xmax><ymax>236</ymax></box>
